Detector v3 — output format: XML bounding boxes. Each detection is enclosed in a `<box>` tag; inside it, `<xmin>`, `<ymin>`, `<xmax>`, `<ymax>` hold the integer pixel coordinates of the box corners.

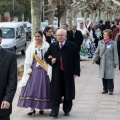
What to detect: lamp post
<box><xmin>42</xmin><ymin>0</ymin><xmax>44</xmax><ymax>22</ymax></box>
<box><xmin>58</xmin><ymin>4</ymin><xmax>60</xmax><ymax>27</ymax></box>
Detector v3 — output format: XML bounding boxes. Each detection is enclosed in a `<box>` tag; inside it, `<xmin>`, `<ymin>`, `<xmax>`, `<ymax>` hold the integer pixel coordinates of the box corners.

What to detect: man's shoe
<box><xmin>109</xmin><ymin>92</ymin><xmax>113</xmax><ymax>95</ymax></box>
<box><xmin>102</xmin><ymin>91</ymin><xmax>108</xmax><ymax>94</ymax></box>
<box><xmin>49</xmin><ymin>113</ymin><xmax>58</xmax><ymax>118</ymax></box>
<box><xmin>64</xmin><ymin>112</ymin><xmax>70</xmax><ymax>116</ymax></box>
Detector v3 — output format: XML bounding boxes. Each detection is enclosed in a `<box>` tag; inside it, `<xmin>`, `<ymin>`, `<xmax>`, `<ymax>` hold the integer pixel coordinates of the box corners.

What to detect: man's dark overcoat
<box><xmin>44</xmin><ymin>41</ymin><xmax>80</xmax><ymax>101</ymax></box>
<box><xmin>70</xmin><ymin>30</ymin><xmax>83</xmax><ymax>51</ymax></box>
<box><xmin>0</xmin><ymin>48</ymin><xmax>17</xmax><ymax>116</ymax></box>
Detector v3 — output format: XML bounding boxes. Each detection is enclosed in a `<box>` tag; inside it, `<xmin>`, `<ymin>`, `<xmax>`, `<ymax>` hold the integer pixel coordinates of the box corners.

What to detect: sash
<box><xmin>33</xmin><ymin>53</ymin><xmax>47</xmax><ymax>71</ymax></box>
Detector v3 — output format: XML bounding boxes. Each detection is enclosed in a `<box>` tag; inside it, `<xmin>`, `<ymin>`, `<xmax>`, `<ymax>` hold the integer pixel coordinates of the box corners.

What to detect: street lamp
<box><xmin>57</xmin><ymin>4</ymin><xmax>60</xmax><ymax>27</ymax></box>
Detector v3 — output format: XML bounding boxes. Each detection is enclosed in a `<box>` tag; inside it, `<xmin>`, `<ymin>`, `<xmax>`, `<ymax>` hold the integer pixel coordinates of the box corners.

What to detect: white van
<box><xmin>19</xmin><ymin>22</ymin><xmax>31</xmax><ymax>41</ymax></box>
<box><xmin>0</xmin><ymin>22</ymin><xmax>26</xmax><ymax>55</ymax></box>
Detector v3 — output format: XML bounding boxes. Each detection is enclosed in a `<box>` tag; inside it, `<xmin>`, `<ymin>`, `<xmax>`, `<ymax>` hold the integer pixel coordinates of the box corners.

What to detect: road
<box><xmin>17</xmin><ymin>41</ymin><xmax>31</xmax><ymax>65</ymax></box>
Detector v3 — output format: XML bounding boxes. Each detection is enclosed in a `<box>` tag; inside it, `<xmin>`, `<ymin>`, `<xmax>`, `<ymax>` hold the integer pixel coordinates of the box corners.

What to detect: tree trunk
<box><xmin>93</xmin><ymin>12</ymin><xmax>96</xmax><ymax>23</ymax></box>
<box><xmin>66</xmin><ymin>9</ymin><xmax>72</xmax><ymax>30</ymax></box>
<box><xmin>60</xmin><ymin>7</ymin><xmax>67</xmax><ymax>27</ymax></box>
<box><xmin>47</xmin><ymin>0</ymin><xmax>56</xmax><ymax>25</ymax></box>
<box><xmin>84</xmin><ymin>11</ymin><xmax>89</xmax><ymax>21</ymax></box>
<box><xmin>31</xmin><ymin>0</ymin><xmax>42</xmax><ymax>39</ymax></box>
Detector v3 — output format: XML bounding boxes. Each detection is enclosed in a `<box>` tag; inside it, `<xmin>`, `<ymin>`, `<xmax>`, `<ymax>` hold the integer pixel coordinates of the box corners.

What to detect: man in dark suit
<box><xmin>70</xmin><ymin>24</ymin><xmax>83</xmax><ymax>52</ymax></box>
<box><xmin>110</xmin><ymin>21</ymin><xmax>117</xmax><ymax>31</ymax></box>
<box><xmin>0</xmin><ymin>29</ymin><xmax>17</xmax><ymax>120</ymax></box>
<box><xmin>97</xmin><ymin>20</ymin><xmax>105</xmax><ymax>40</ymax></box>
<box><xmin>62</xmin><ymin>23</ymin><xmax>73</xmax><ymax>42</ymax></box>
<box><xmin>45</xmin><ymin>29</ymin><xmax>80</xmax><ymax>118</ymax></box>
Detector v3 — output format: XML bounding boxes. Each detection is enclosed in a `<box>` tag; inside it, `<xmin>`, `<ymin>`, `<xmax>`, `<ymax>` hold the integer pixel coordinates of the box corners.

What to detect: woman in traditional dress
<box><xmin>88</xmin><ymin>23</ymin><xmax>97</xmax><ymax>58</ymax></box>
<box><xmin>17</xmin><ymin>31</ymin><xmax>52</xmax><ymax>115</ymax></box>
<box><xmin>78</xmin><ymin>22</ymin><xmax>90</xmax><ymax>60</ymax></box>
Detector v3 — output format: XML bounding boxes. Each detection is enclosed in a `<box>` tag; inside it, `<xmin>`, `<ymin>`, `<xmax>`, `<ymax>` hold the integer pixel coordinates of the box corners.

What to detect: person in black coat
<box><xmin>44</xmin><ymin>29</ymin><xmax>80</xmax><ymax>118</ymax></box>
<box><xmin>105</xmin><ymin>20</ymin><xmax>111</xmax><ymax>29</ymax></box>
<box><xmin>110</xmin><ymin>21</ymin><xmax>117</xmax><ymax>31</ymax></box>
<box><xmin>62</xmin><ymin>23</ymin><xmax>73</xmax><ymax>42</ymax></box>
<box><xmin>43</xmin><ymin>26</ymin><xmax>56</xmax><ymax>44</ymax></box>
<box><xmin>70</xmin><ymin>24</ymin><xmax>83</xmax><ymax>52</ymax></box>
<box><xmin>97</xmin><ymin>20</ymin><xmax>105</xmax><ymax>40</ymax></box>
<box><xmin>0</xmin><ymin>29</ymin><xmax>17</xmax><ymax>120</ymax></box>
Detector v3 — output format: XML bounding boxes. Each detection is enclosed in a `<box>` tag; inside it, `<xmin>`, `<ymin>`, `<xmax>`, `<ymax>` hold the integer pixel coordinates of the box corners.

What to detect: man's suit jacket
<box><xmin>67</xmin><ymin>30</ymin><xmax>73</xmax><ymax>42</ymax></box>
<box><xmin>0</xmin><ymin>48</ymin><xmax>17</xmax><ymax>116</ymax></box>
<box><xmin>70</xmin><ymin>30</ymin><xmax>83</xmax><ymax>51</ymax></box>
<box><xmin>111</xmin><ymin>25</ymin><xmax>117</xmax><ymax>31</ymax></box>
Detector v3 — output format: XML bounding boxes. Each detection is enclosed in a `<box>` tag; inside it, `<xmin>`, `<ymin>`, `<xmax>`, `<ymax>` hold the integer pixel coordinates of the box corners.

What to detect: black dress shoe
<box><xmin>109</xmin><ymin>92</ymin><xmax>113</xmax><ymax>95</ymax></box>
<box><xmin>27</xmin><ymin>110</ymin><xmax>36</xmax><ymax>116</ymax></box>
<box><xmin>102</xmin><ymin>91</ymin><xmax>108</xmax><ymax>94</ymax></box>
<box><xmin>64</xmin><ymin>112</ymin><xmax>70</xmax><ymax>116</ymax></box>
<box><xmin>39</xmin><ymin>110</ymin><xmax>44</xmax><ymax>114</ymax></box>
<box><xmin>49</xmin><ymin>113</ymin><xmax>58</xmax><ymax>118</ymax></box>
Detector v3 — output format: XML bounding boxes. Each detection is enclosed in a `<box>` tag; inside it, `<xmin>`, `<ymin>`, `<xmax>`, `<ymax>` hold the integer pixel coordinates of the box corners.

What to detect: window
<box><xmin>1</xmin><ymin>28</ymin><xmax>15</xmax><ymax>39</ymax></box>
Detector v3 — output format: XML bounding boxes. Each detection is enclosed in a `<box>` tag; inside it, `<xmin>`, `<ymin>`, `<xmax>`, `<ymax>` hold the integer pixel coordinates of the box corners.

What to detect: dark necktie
<box><xmin>60</xmin><ymin>44</ymin><xmax>63</xmax><ymax>70</ymax></box>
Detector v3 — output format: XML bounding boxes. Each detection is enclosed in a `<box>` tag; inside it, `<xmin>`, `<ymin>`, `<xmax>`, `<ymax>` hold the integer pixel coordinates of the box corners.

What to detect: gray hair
<box><xmin>56</xmin><ymin>28</ymin><xmax>67</xmax><ymax>35</ymax></box>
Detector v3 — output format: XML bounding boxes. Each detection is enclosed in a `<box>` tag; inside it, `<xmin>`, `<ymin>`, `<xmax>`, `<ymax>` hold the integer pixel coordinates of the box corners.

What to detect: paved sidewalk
<box><xmin>11</xmin><ymin>60</ymin><xmax>120</xmax><ymax>120</ymax></box>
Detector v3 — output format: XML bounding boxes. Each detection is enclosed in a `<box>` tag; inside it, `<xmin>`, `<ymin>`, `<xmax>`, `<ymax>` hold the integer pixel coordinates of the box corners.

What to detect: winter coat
<box><xmin>44</xmin><ymin>41</ymin><xmax>80</xmax><ymax>100</ymax></box>
<box><xmin>93</xmin><ymin>40</ymin><xmax>118</xmax><ymax>79</ymax></box>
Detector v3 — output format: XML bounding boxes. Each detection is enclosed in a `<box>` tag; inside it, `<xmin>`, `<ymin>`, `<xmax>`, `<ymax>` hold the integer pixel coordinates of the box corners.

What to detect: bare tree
<box><xmin>31</xmin><ymin>0</ymin><xmax>42</xmax><ymax>39</ymax></box>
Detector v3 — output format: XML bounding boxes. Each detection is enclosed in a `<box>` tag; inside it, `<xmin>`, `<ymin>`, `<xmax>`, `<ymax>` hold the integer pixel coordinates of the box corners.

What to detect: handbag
<box><xmin>95</xmin><ymin>56</ymin><xmax>101</xmax><ymax>65</ymax></box>
<box><xmin>95</xmin><ymin>48</ymin><xmax>106</xmax><ymax>65</ymax></box>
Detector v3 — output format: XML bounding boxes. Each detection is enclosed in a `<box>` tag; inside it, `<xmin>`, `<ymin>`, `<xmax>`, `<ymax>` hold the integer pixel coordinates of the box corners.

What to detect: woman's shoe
<box><xmin>39</xmin><ymin>110</ymin><xmax>44</xmax><ymax>114</ymax></box>
<box><xmin>27</xmin><ymin>110</ymin><xmax>36</xmax><ymax>116</ymax></box>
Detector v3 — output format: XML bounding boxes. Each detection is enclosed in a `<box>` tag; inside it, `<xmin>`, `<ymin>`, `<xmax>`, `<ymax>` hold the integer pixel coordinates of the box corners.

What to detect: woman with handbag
<box><xmin>92</xmin><ymin>29</ymin><xmax>118</xmax><ymax>95</ymax></box>
<box><xmin>17</xmin><ymin>31</ymin><xmax>52</xmax><ymax>115</ymax></box>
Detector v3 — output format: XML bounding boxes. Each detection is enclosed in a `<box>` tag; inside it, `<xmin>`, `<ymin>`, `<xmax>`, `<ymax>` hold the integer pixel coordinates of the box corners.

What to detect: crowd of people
<box><xmin>0</xmin><ymin>18</ymin><xmax>120</xmax><ymax>120</ymax></box>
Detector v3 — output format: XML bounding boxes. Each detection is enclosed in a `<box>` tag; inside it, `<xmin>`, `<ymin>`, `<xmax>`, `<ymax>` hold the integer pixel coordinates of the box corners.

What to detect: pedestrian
<box><xmin>62</xmin><ymin>23</ymin><xmax>73</xmax><ymax>42</ymax></box>
<box><xmin>0</xmin><ymin>29</ymin><xmax>17</xmax><ymax>120</ymax></box>
<box><xmin>70</xmin><ymin>24</ymin><xmax>83</xmax><ymax>52</ymax></box>
<box><xmin>92</xmin><ymin>29</ymin><xmax>118</xmax><ymax>95</ymax></box>
<box><xmin>88</xmin><ymin>22</ymin><xmax>97</xmax><ymax>58</ymax></box>
<box><xmin>78</xmin><ymin>22</ymin><xmax>90</xmax><ymax>60</ymax></box>
<box><xmin>17</xmin><ymin>31</ymin><xmax>52</xmax><ymax>115</ymax></box>
<box><xmin>43</xmin><ymin>26</ymin><xmax>56</xmax><ymax>44</ymax></box>
<box><xmin>44</xmin><ymin>29</ymin><xmax>80</xmax><ymax>118</ymax></box>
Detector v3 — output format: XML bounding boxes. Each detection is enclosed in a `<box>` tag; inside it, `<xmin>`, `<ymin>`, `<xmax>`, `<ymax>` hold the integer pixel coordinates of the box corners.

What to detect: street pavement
<box><xmin>16</xmin><ymin>41</ymin><xmax>31</xmax><ymax>65</ymax></box>
<box><xmin>11</xmin><ymin>59</ymin><xmax>120</xmax><ymax>120</ymax></box>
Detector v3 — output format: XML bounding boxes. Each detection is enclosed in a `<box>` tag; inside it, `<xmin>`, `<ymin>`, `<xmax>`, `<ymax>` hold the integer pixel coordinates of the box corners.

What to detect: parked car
<box><xmin>19</xmin><ymin>22</ymin><xmax>31</xmax><ymax>41</ymax></box>
<box><xmin>0</xmin><ymin>22</ymin><xmax>27</xmax><ymax>55</ymax></box>
<box><xmin>40</xmin><ymin>22</ymin><xmax>48</xmax><ymax>32</ymax></box>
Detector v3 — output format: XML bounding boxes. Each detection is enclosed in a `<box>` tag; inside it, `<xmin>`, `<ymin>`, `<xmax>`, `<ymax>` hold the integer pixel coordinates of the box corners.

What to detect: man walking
<box><xmin>0</xmin><ymin>29</ymin><xmax>17</xmax><ymax>120</ymax></box>
<box><xmin>45</xmin><ymin>29</ymin><xmax>80</xmax><ymax>118</ymax></box>
<box><xmin>70</xmin><ymin>24</ymin><xmax>83</xmax><ymax>52</ymax></box>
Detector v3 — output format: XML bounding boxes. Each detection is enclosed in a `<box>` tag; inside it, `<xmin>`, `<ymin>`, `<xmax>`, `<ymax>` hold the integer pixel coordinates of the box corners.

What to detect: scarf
<box><xmin>104</xmin><ymin>39</ymin><xmax>110</xmax><ymax>44</ymax></box>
